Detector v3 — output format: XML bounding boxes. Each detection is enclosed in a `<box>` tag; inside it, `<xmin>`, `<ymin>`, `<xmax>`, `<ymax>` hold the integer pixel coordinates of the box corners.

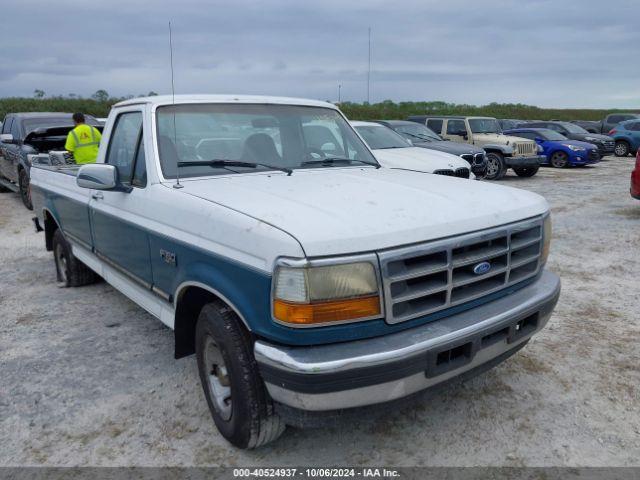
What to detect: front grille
<box><xmin>455</xmin><ymin>167</ymin><xmax>470</xmax><ymax>178</ymax></box>
<box><xmin>379</xmin><ymin>217</ymin><xmax>544</xmax><ymax>324</ymax></box>
<box><xmin>515</xmin><ymin>142</ymin><xmax>536</xmax><ymax>156</ymax></box>
<box><xmin>459</xmin><ymin>153</ymin><xmax>484</xmax><ymax>166</ymax></box>
<box><xmin>433</xmin><ymin>169</ymin><xmax>454</xmax><ymax>176</ymax></box>
<box><xmin>589</xmin><ymin>149</ymin><xmax>600</xmax><ymax>161</ymax></box>
<box><xmin>603</xmin><ymin>140</ymin><xmax>614</xmax><ymax>151</ymax></box>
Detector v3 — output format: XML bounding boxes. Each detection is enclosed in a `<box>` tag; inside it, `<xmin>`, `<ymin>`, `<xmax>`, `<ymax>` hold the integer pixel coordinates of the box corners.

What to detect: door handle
<box><xmin>92</xmin><ymin>192</ymin><xmax>104</xmax><ymax>200</ymax></box>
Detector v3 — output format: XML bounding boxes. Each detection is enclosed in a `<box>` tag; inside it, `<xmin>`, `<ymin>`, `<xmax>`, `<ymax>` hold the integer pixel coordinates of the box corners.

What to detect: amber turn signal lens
<box><xmin>273</xmin><ymin>295</ymin><xmax>381</xmax><ymax>325</ymax></box>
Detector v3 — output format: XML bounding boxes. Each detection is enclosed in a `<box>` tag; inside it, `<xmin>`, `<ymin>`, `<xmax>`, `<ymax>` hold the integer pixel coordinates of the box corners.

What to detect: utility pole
<box><xmin>338</xmin><ymin>83</ymin><xmax>342</xmax><ymax>103</ymax></box>
<box><xmin>367</xmin><ymin>27</ymin><xmax>371</xmax><ymax>104</ymax></box>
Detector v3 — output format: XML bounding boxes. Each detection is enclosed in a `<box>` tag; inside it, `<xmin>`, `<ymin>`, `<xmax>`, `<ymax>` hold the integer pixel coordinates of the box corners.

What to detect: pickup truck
<box><xmin>571</xmin><ymin>113</ymin><xmax>640</xmax><ymax>135</ymax></box>
<box><xmin>408</xmin><ymin>115</ymin><xmax>545</xmax><ymax>180</ymax></box>
<box><xmin>0</xmin><ymin>112</ymin><xmax>101</xmax><ymax>209</ymax></box>
<box><xmin>30</xmin><ymin>95</ymin><xmax>561</xmax><ymax>449</ymax></box>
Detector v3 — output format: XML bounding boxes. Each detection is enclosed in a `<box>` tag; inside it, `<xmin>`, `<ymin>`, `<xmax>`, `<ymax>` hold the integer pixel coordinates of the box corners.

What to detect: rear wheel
<box><xmin>614</xmin><ymin>141</ymin><xmax>630</xmax><ymax>157</ymax></box>
<box><xmin>196</xmin><ymin>302</ymin><xmax>285</xmax><ymax>449</ymax></box>
<box><xmin>18</xmin><ymin>169</ymin><xmax>32</xmax><ymax>210</ymax></box>
<box><xmin>52</xmin><ymin>229</ymin><xmax>97</xmax><ymax>287</ymax></box>
<box><xmin>484</xmin><ymin>152</ymin><xmax>506</xmax><ymax>180</ymax></box>
<box><xmin>550</xmin><ymin>151</ymin><xmax>569</xmax><ymax>168</ymax></box>
<box><xmin>513</xmin><ymin>166</ymin><xmax>539</xmax><ymax>177</ymax></box>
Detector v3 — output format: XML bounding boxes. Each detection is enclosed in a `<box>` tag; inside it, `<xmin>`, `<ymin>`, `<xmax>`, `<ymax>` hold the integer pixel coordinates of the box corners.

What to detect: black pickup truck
<box><xmin>0</xmin><ymin>112</ymin><xmax>101</xmax><ymax>209</ymax></box>
<box><xmin>571</xmin><ymin>113</ymin><xmax>640</xmax><ymax>135</ymax></box>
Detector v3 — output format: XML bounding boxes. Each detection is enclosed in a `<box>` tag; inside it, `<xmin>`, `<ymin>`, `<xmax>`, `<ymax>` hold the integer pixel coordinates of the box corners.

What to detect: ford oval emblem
<box><xmin>473</xmin><ymin>261</ymin><xmax>491</xmax><ymax>275</ymax></box>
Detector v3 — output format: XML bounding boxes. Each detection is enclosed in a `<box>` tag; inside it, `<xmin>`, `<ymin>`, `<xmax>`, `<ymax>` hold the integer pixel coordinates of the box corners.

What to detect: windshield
<box><xmin>353</xmin><ymin>125</ymin><xmax>410</xmax><ymax>149</ymax></box>
<box><xmin>540</xmin><ymin>129</ymin><xmax>567</xmax><ymax>141</ymax></box>
<box><xmin>468</xmin><ymin>118</ymin><xmax>502</xmax><ymax>134</ymax></box>
<box><xmin>22</xmin><ymin>116</ymin><xmax>100</xmax><ymax>137</ymax></box>
<box><xmin>393</xmin><ymin>123</ymin><xmax>441</xmax><ymax>142</ymax></box>
<box><xmin>560</xmin><ymin>123</ymin><xmax>588</xmax><ymax>134</ymax></box>
<box><xmin>156</xmin><ymin>104</ymin><xmax>377</xmax><ymax>178</ymax></box>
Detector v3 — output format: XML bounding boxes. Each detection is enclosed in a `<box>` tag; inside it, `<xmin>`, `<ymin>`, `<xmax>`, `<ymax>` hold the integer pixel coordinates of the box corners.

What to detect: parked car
<box><xmin>408</xmin><ymin>115</ymin><xmax>544</xmax><ymax>180</ymax></box>
<box><xmin>351</xmin><ymin>121</ymin><xmax>475</xmax><ymax>179</ymax></box>
<box><xmin>524</xmin><ymin>121</ymin><xmax>615</xmax><ymax>157</ymax></box>
<box><xmin>631</xmin><ymin>148</ymin><xmax>640</xmax><ymax>200</ymax></box>
<box><xmin>0</xmin><ymin>112</ymin><xmax>101</xmax><ymax>209</ymax></box>
<box><xmin>498</xmin><ymin>119</ymin><xmax>527</xmax><ymax>130</ymax></box>
<box><xmin>607</xmin><ymin>119</ymin><xmax>640</xmax><ymax>157</ymax></box>
<box><xmin>373</xmin><ymin>120</ymin><xmax>487</xmax><ymax>178</ymax></box>
<box><xmin>504</xmin><ymin>128</ymin><xmax>599</xmax><ymax>168</ymax></box>
<box><xmin>570</xmin><ymin>114</ymin><xmax>640</xmax><ymax>135</ymax></box>
<box><xmin>30</xmin><ymin>94</ymin><xmax>560</xmax><ymax>449</ymax></box>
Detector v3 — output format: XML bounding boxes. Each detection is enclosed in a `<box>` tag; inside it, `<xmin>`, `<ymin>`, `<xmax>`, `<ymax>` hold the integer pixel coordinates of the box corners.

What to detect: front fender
<box><xmin>482</xmin><ymin>143</ymin><xmax>514</xmax><ymax>155</ymax></box>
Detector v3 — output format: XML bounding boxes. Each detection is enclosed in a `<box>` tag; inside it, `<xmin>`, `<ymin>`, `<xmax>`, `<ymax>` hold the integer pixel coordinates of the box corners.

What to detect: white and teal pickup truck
<box><xmin>30</xmin><ymin>95</ymin><xmax>560</xmax><ymax>449</ymax></box>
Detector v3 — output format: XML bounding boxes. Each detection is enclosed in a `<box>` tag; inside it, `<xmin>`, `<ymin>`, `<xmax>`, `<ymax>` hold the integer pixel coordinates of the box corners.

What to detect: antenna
<box><xmin>367</xmin><ymin>27</ymin><xmax>371</xmax><ymax>104</ymax></box>
<box><xmin>169</xmin><ymin>21</ymin><xmax>183</xmax><ymax>189</ymax></box>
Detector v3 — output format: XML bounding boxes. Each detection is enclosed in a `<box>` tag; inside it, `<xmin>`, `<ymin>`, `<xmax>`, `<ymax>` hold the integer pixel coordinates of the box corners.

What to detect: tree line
<box><xmin>0</xmin><ymin>90</ymin><xmax>635</xmax><ymax>122</ymax></box>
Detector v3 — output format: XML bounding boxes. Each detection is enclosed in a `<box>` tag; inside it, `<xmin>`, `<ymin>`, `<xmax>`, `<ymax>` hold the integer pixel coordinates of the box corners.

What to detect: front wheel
<box><xmin>550</xmin><ymin>151</ymin><xmax>569</xmax><ymax>168</ymax></box>
<box><xmin>614</xmin><ymin>141</ymin><xmax>630</xmax><ymax>157</ymax></box>
<box><xmin>513</xmin><ymin>166</ymin><xmax>539</xmax><ymax>177</ymax></box>
<box><xmin>196</xmin><ymin>302</ymin><xmax>285</xmax><ymax>449</ymax></box>
<box><xmin>18</xmin><ymin>169</ymin><xmax>33</xmax><ymax>210</ymax></box>
<box><xmin>484</xmin><ymin>152</ymin><xmax>506</xmax><ymax>180</ymax></box>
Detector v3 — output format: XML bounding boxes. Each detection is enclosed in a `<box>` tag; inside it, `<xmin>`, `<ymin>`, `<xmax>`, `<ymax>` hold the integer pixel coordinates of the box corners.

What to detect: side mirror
<box><xmin>0</xmin><ymin>133</ymin><xmax>14</xmax><ymax>143</ymax></box>
<box><xmin>77</xmin><ymin>164</ymin><xmax>119</xmax><ymax>190</ymax></box>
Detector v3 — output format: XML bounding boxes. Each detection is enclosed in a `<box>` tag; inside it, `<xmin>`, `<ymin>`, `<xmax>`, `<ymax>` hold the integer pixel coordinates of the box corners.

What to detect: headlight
<box><xmin>541</xmin><ymin>214</ymin><xmax>552</xmax><ymax>266</ymax></box>
<box><xmin>273</xmin><ymin>258</ymin><xmax>382</xmax><ymax>326</ymax></box>
<box><xmin>584</xmin><ymin>136</ymin><xmax>598</xmax><ymax>142</ymax></box>
<box><xmin>537</xmin><ymin>144</ymin><xmax>544</xmax><ymax>153</ymax></box>
<box><xmin>566</xmin><ymin>144</ymin><xmax>585</xmax><ymax>151</ymax></box>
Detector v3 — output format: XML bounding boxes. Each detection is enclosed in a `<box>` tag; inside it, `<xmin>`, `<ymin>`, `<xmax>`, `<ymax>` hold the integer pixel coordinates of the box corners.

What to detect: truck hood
<box><xmin>412</xmin><ymin>141</ymin><xmax>484</xmax><ymax>156</ymax></box>
<box><xmin>371</xmin><ymin>146</ymin><xmax>470</xmax><ymax>172</ymax></box>
<box><xmin>473</xmin><ymin>133</ymin><xmax>531</xmax><ymax>146</ymax></box>
<box><xmin>174</xmin><ymin>168</ymin><xmax>548</xmax><ymax>257</ymax></box>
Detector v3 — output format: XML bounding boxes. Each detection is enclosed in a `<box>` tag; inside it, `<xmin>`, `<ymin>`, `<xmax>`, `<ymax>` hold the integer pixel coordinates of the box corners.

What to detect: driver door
<box><xmin>90</xmin><ymin>109</ymin><xmax>153</xmax><ymax>286</ymax></box>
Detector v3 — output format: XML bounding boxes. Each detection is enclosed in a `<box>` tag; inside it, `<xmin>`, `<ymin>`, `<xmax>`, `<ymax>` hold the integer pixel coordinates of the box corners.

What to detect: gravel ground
<box><xmin>0</xmin><ymin>157</ymin><xmax>638</xmax><ymax>467</ymax></box>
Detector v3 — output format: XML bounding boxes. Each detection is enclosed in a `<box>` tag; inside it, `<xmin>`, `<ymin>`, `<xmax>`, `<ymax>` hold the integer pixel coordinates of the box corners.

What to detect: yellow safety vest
<box><xmin>65</xmin><ymin>124</ymin><xmax>102</xmax><ymax>164</ymax></box>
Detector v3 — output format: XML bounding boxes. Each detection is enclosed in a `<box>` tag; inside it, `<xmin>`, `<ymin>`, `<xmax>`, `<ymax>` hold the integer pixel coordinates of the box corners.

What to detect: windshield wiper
<box><xmin>402</xmin><ymin>132</ymin><xmax>435</xmax><ymax>142</ymax></box>
<box><xmin>301</xmin><ymin>157</ymin><xmax>380</xmax><ymax>169</ymax></box>
<box><xmin>178</xmin><ymin>159</ymin><xmax>292</xmax><ymax>175</ymax></box>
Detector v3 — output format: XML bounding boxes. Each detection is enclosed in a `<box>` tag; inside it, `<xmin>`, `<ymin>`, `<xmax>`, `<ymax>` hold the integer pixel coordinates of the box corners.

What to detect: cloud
<box><xmin>0</xmin><ymin>0</ymin><xmax>639</xmax><ymax>108</ymax></box>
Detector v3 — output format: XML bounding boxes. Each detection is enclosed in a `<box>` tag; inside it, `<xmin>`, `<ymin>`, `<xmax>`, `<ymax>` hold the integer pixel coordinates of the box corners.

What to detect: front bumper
<box><xmin>504</xmin><ymin>155</ymin><xmax>545</xmax><ymax>168</ymax></box>
<box><xmin>255</xmin><ymin>270</ymin><xmax>560</xmax><ymax>412</ymax></box>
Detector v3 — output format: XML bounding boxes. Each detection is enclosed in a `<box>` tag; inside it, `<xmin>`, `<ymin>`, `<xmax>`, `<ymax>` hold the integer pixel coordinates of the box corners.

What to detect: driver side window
<box><xmin>105</xmin><ymin>112</ymin><xmax>143</xmax><ymax>185</ymax></box>
<box><xmin>446</xmin><ymin>120</ymin><xmax>466</xmax><ymax>135</ymax></box>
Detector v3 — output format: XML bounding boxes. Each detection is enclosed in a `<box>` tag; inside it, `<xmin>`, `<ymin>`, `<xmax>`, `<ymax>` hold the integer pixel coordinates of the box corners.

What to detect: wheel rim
<box><xmin>486</xmin><ymin>156</ymin><xmax>499</xmax><ymax>177</ymax></box>
<box><xmin>203</xmin><ymin>336</ymin><xmax>232</xmax><ymax>421</ymax></box>
<box><xmin>615</xmin><ymin>143</ymin><xmax>627</xmax><ymax>156</ymax></box>
<box><xmin>55</xmin><ymin>243</ymin><xmax>68</xmax><ymax>284</ymax></box>
<box><xmin>550</xmin><ymin>152</ymin><xmax>567</xmax><ymax>167</ymax></box>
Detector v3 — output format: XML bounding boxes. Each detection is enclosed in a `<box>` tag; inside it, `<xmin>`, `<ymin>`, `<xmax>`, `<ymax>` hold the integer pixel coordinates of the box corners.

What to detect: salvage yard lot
<box><xmin>1</xmin><ymin>157</ymin><xmax>639</xmax><ymax>466</ymax></box>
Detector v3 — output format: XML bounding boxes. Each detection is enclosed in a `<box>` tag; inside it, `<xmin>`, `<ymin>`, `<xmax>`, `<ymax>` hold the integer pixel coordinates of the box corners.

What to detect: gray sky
<box><xmin>1</xmin><ymin>0</ymin><xmax>639</xmax><ymax>108</ymax></box>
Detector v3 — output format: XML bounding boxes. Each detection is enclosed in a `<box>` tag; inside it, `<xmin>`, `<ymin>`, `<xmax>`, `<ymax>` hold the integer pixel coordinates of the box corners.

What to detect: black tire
<box><xmin>614</xmin><ymin>141</ymin><xmax>630</xmax><ymax>157</ymax></box>
<box><xmin>52</xmin><ymin>229</ymin><xmax>97</xmax><ymax>287</ymax></box>
<box><xmin>484</xmin><ymin>152</ymin><xmax>507</xmax><ymax>180</ymax></box>
<box><xmin>19</xmin><ymin>168</ymin><xmax>33</xmax><ymax>210</ymax></box>
<box><xmin>549</xmin><ymin>151</ymin><xmax>569</xmax><ymax>168</ymax></box>
<box><xmin>196</xmin><ymin>302</ymin><xmax>285</xmax><ymax>449</ymax></box>
<box><xmin>513</xmin><ymin>166</ymin><xmax>539</xmax><ymax>177</ymax></box>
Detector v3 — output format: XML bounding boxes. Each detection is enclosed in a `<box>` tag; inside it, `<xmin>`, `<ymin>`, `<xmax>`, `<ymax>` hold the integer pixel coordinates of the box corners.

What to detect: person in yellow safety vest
<box><xmin>65</xmin><ymin>113</ymin><xmax>102</xmax><ymax>164</ymax></box>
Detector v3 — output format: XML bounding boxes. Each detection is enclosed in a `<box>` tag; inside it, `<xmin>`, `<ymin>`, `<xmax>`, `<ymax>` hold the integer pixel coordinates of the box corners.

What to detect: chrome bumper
<box><xmin>254</xmin><ymin>270</ymin><xmax>560</xmax><ymax>412</ymax></box>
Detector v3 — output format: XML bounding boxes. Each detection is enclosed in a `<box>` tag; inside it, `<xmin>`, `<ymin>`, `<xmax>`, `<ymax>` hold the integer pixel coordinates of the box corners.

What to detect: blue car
<box><xmin>504</xmin><ymin>128</ymin><xmax>599</xmax><ymax>168</ymax></box>
<box><xmin>609</xmin><ymin>119</ymin><xmax>640</xmax><ymax>157</ymax></box>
